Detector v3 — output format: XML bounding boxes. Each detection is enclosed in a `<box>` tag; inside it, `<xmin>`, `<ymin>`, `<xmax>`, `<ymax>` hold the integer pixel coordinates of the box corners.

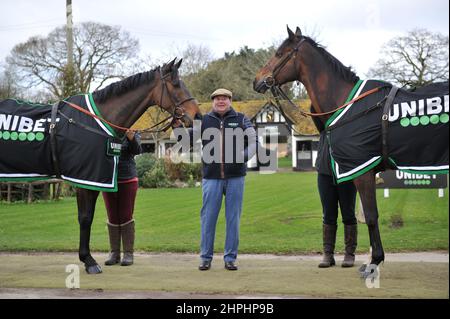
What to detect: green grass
<box><xmin>0</xmin><ymin>172</ymin><xmax>448</xmax><ymax>254</ymax></box>
<box><xmin>277</xmin><ymin>156</ymin><xmax>292</xmax><ymax>168</ymax></box>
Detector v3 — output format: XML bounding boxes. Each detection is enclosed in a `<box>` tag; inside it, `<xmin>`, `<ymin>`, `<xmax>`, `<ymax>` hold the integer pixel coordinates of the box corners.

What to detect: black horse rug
<box><xmin>0</xmin><ymin>94</ymin><xmax>120</xmax><ymax>191</ymax></box>
<box><xmin>326</xmin><ymin>80</ymin><xmax>449</xmax><ymax>183</ymax></box>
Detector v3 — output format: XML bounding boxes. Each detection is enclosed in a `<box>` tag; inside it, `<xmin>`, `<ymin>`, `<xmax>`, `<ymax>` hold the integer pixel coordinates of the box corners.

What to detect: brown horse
<box><xmin>71</xmin><ymin>58</ymin><xmax>201</xmax><ymax>273</ymax></box>
<box><xmin>254</xmin><ymin>26</ymin><xmax>388</xmax><ymax>276</ymax></box>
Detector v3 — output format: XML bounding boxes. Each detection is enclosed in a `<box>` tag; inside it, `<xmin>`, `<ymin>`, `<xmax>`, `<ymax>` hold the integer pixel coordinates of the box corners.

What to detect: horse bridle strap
<box><xmin>272</xmin><ymin>38</ymin><xmax>306</xmax><ymax>80</ymax></box>
<box><xmin>61</xmin><ymin>71</ymin><xmax>196</xmax><ymax>135</ymax></box>
<box><xmin>64</xmin><ymin>98</ymin><xmax>175</xmax><ymax>134</ymax></box>
<box><xmin>263</xmin><ymin>38</ymin><xmax>306</xmax><ymax>89</ymax></box>
<box><xmin>159</xmin><ymin>70</ymin><xmax>196</xmax><ymax>123</ymax></box>
<box><xmin>269</xmin><ymin>87</ymin><xmax>305</xmax><ymax>136</ymax></box>
<box><xmin>62</xmin><ymin>100</ymin><xmax>131</xmax><ymax>132</ymax></box>
<box><xmin>272</xmin><ymin>85</ymin><xmax>383</xmax><ymax>118</ymax></box>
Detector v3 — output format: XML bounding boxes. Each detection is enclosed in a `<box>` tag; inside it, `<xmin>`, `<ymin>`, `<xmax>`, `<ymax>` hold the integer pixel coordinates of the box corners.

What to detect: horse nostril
<box><xmin>253</xmin><ymin>79</ymin><xmax>267</xmax><ymax>93</ymax></box>
<box><xmin>253</xmin><ymin>79</ymin><xmax>260</xmax><ymax>91</ymax></box>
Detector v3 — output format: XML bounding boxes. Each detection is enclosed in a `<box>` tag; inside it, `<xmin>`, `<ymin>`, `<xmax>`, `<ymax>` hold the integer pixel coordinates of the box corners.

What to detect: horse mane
<box><xmin>92</xmin><ymin>68</ymin><xmax>158</xmax><ymax>103</ymax></box>
<box><xmin>303</xmin><ymin>36</ymin><xmax>360</xmax><ymax>84</ymax></box>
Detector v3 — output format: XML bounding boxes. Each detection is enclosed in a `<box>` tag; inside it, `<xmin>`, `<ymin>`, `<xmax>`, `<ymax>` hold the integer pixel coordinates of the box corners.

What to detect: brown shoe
<box><xmin>342</xmin><ymin>224</ymin><xmax>357</xmax><ymax>268</ymax></box>
<box><xmin>318</xmin><ymin>253</ymin><xmax>336</xmax><ymax>268</ymax></box>
<box><xmin>120</xmin><ymin>220</ymin><xmax>135</xmax><ymax>266</ymax></box>
<box><xmin>318</xmin><ymin>224</ymin><xmax>337</xmax><ymax>268</ymax></box>
<box><xmin>105</xmin><ymin>222</ymin><xmax>121</xmax><ymax>266</ymax></box>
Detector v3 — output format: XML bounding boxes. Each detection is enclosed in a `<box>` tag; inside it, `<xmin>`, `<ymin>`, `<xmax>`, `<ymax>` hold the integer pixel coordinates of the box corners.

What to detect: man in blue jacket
<box><xmin>197</xmin><ymin>88</ymin><xmax>257</xmax><ymax>271</ymax></box>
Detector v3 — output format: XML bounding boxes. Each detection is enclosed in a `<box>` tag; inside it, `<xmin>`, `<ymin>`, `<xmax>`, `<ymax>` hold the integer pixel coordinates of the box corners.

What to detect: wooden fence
<box><xmin>0</xmin><ymin>179</ymin><xmax>63</xmax><ymax>203</ymax></box>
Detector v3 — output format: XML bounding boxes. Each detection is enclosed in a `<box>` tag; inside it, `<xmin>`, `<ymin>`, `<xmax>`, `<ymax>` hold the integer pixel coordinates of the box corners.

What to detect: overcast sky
<box><xmin>0</xmin><ymin>0</ymin><xmax>448</xmax><ymax>77</ymax></box>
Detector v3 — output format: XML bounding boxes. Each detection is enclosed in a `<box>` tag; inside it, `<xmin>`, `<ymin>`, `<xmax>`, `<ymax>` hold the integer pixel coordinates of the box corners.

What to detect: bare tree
<box><xmin>6</xmin><ymin>22</ymin><xmax>139</xmax><ymax>99</ymax></box>
<box><xmin>176</xmin><ymin>43</ymin><xmax>214</xmax><ymax>76</ymax></box>
<box><xmin>0</xmin><ymin>65</ymin><xmax>19</xmax><ymax>99</ymax></box>
<box><xmin>367</xmin><ymin>29</ymin><xmax>449</xmax><ymax>88</ymax></box>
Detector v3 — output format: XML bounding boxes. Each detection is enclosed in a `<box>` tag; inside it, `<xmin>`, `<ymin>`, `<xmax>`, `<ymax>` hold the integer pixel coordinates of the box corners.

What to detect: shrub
<box><xmin>141</xmin><ymin>160</ymin><xmax>172</xmax><ymax>188</ymax></box>
<box><xmin>186</xmin><ymin>163</ymin><xmax>202</xmax><ymax>182</ymax></box>
<box><xmin>135</xmin><ymin>153</ymin><xmax>158</xmax><ymax>187</ymax></box>
<box><xmin>164</xmin><ymin>158</ymin><xmax>202</xmax><ymax>183</ymax></box>
<box><xmin>164</xmin><ymin>159</ymin><xmax>187</xmax><ymax>181</ymax></box>
<box><xmin>135</xmin><ymin>153</ymin><xmax>202</xmax><ymax>188</ymax></box>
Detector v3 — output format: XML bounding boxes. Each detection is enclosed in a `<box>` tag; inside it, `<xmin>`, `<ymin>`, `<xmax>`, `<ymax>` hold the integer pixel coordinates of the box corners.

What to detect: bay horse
<box><xmin>76</xmin><ymin>58</ymin><xmax>202</xmax><ymax>273</ymax></box>
<box><xmin>253</xmin><ymin>26</ymin><xmax>448</xmax><ymax>276</ymax></box>
<box><xmin>77</xmin><ymin>58</ymin><xmax>201</xmax><ymax>273</ymax></box>
<box><xmin>1</xmin><ymin>59</ymin><xmax>201</xmax><ymax>274</ymax></box>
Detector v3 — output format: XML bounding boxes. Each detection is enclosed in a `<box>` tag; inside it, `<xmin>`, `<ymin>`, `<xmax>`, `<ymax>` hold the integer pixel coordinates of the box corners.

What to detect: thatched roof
<box><xmin>202</xmin><ymin>100</ymin><xmax>264</xmax><ymax>120</ymax></box>
<box><xmin>275</xmin><ymin>99</ymin><xmax>319</xmax><ymax>136</ymax></box>
<box><xmin>131</xmin><ymin>98</ymin><xmax>319</xmax><ymax>138</ymax></box>
<box><xmin>131</xmin><ymin>107</ymin><xmax>173</xmax><ymax>139</ymax></box>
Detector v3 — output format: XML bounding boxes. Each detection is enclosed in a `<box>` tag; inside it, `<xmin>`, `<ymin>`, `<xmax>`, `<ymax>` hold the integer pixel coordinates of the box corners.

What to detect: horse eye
<box><xmin>275</xmin><ymin>52</ymin><xmax>283</xmax><ymax>58</ymax></box>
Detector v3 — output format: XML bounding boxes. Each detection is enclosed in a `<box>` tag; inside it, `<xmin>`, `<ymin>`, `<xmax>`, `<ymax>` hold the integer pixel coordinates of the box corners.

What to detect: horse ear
<box><xmin>295</xmin><ymin>27</ymin><xmax>302</xmax><ymax>38</ymax></box>
<box><xmin>162</xmin><ymin>58</ymin><xmax>176</xmax><ymax>74</ymax></box>
<box><xmin>168</xmin><ymin>58</ymin><xmax>176</xmax><ymax>69</ymax></box>
<box><xmin>287</xmin><ymin>25</ymin><xmax>295</xmax><ymax>40</ymax></box>
<box><xmin>175</xmin><ymin>58</ymin><xmax>183</xmax><ymax>69</ymax></box>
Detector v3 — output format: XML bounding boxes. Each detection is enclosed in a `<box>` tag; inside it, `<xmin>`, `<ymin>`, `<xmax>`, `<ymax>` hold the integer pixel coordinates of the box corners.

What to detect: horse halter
<box><xmin>159</xmin><ymin>68</ymin><xmax>196</xmax><ymax>125</ymax></box>
<box><xmin>155</xmin><ymin>69</ymin><xmax>195</xmax><ymax>131</ymax></box>
<box><xmin>136</xmin><ymin>70</ymin><xmax>198</xmax><ymax>134</ymax></box>
<box><xmin>263</xmin><ymin>38</ymin><xmax>306</xmax><ymax>89</ymax></box>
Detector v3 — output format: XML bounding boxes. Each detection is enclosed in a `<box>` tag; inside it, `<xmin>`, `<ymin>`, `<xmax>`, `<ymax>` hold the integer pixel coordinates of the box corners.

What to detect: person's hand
<box><xmin>126</xmin><ymin>130</ymin><xmax>135</xmax><ymax>141</ymax></box>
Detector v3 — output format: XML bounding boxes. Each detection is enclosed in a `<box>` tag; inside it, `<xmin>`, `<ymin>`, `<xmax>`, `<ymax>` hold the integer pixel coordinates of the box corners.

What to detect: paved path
<box><xmin>235</xmin><ymin>251</ymin><xmax>449</xmax><ymax>263</ymax></box>
<box><xmin>0</xmin><ymin>251</ymin><xmax>447</xmax><ymax>299</ymax></box>
<box><xmin>119</xmin><ymin>251</ymin><xmax>449</xmax><ymax>263</ymax></box>
<box><xmin>1</xmin><ymin>251</ymin><xmax>447</xmax><ymax>262</ymax></box>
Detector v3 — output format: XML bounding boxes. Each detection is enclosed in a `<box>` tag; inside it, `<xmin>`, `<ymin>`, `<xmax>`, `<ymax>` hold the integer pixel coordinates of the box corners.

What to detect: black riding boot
<box><xmin>121</xmin><ymin>220</ymin><xmax>135</xmax><ymax>266</ymax></box>
<box><xmin>105</xmin><ymin>222</ymin><xmax>121</xmax><ymax>265</ymax></box>
<box><xmin>318</xmin><ymin>224</ymin><xmax>337</xmax><ymax>268</ymax></box>
<box><xmin>342</xmin><ymin>224</ymin><xmax>357</xmax><ymax>267</ymax></box>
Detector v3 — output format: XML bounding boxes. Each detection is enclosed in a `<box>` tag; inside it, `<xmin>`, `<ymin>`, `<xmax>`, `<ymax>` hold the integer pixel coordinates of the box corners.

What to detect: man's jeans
<box><xmin>200</xmin><ymin>176</ymin><xmax>245</xmax><ymax>263</ymax></box>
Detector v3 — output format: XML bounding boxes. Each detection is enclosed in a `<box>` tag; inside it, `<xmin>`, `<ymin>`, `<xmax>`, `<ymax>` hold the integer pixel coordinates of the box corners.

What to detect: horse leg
<box><xmin>353</xmin><ymin>170</ymin><xmax>385</xmax><ymax>277</ymax></box>
<box><xmin>76</xmin><ymin>188</ymin><xmax>102</xmax><ymax>274</ymax></box>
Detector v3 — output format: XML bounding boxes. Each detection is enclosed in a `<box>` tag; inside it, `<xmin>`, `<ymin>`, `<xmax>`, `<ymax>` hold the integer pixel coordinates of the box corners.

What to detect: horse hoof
<box><xmin>358</xmin><ymin>263</ymin><xmax>367</xmax><ymax>273</ymax></box>
<box><xmin>360</xmin><ymin>270</ymin><xmax>370</xmax><ymax>279</ymax></box>
<box><xmin>85</xmin><ymin>264</ymin><xmax>102</xmax><ymax>274</ymax></box>
<box><xmin>359</xmin><ymin>263</ymin><xmax>379</xmax><ymax>279</ymax></box>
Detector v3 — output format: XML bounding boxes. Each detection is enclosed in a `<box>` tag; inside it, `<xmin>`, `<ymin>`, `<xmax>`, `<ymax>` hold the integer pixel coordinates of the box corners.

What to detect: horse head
<box><xmin>254</xmin><ymin>26</ymin><xmax>304</xmax><ymax>93</ymax></box>
<box><xmin>155</xmin><ymin>58</ymin><xmax>202</xmax><ymax>128</ymax></box>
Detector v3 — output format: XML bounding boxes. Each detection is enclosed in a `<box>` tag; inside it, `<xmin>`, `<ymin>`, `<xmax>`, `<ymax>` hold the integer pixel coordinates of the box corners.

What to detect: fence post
<box><xmin>27</xmin><ymin>184</ymin><xmax>33</xmax><ymax>204</ymax></box>
<box><xmin>356</xmin><ymin>196</ymin><xmax>366</xmax><ymax>224</ymax></box>
<box><xmin>7</xmin><ymin>184</ymin><xmax>12</xmax><ymax>203</ymax></box>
